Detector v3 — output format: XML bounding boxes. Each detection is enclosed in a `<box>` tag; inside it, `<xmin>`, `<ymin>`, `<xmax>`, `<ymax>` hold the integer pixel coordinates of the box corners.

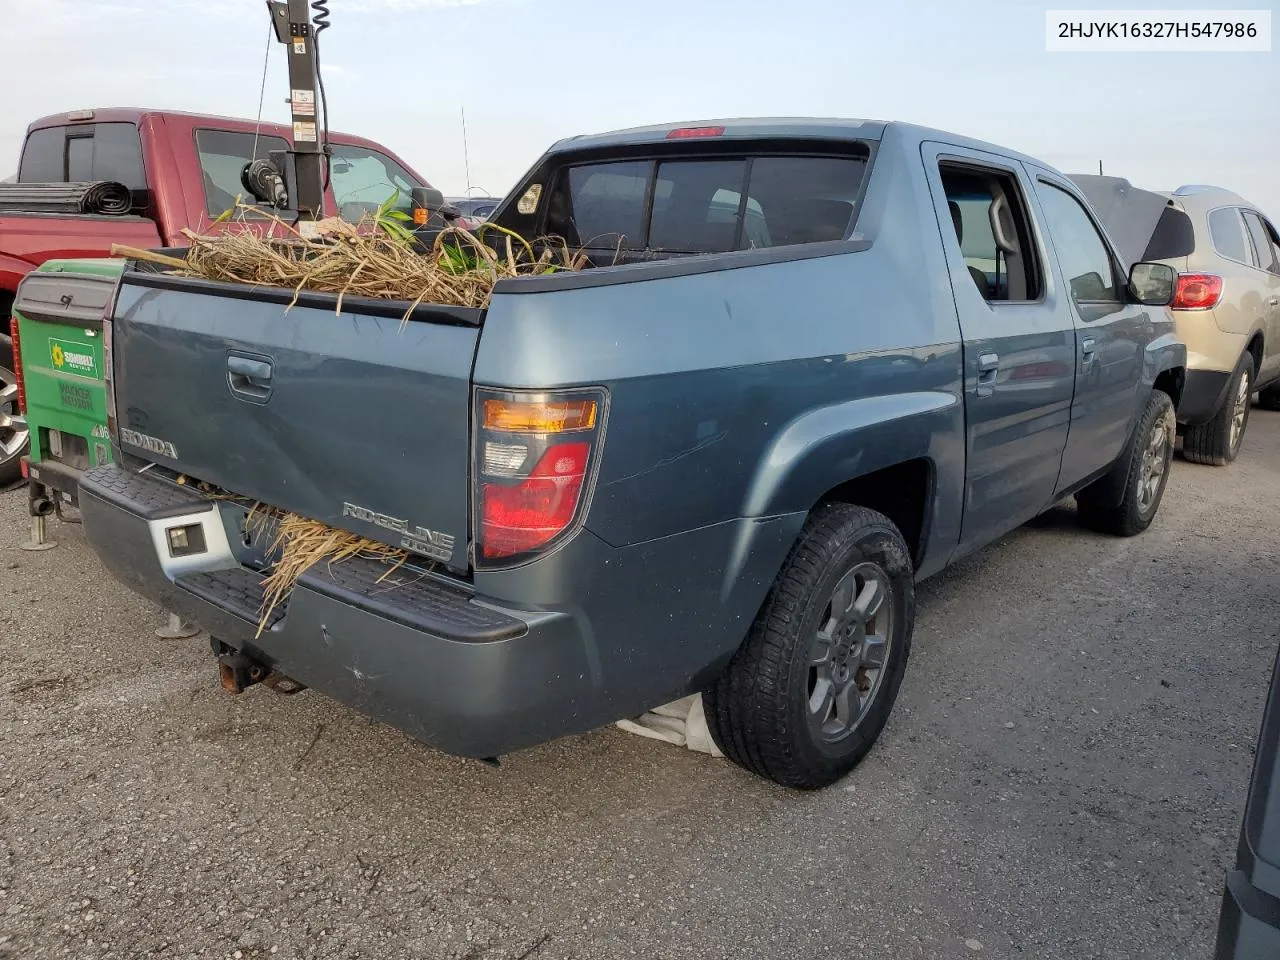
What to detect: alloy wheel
<box><xmin>808</xmin><ymin>562</ymin><xmax>894</xmax><ymax>742</ymax></box>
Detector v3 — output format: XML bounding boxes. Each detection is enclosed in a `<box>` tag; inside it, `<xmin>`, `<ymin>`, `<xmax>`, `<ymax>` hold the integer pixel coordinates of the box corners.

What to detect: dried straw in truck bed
<box><xmin>114</xmin><ymin>208</ymin><xmax>584</xmax><ymax>635</ymax></box>
<box><xmin>112</xmin><ymin>205</ymin><xmax>587</xmax><ymax>315</ymax></box>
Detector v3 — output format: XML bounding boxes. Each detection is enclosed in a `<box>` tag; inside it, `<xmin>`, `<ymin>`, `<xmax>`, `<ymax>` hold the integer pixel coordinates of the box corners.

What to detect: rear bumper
<box><xmin>1179</xmin><ymin>369</ymin><xmax>1232</xmax><ymax>426</ymax></box>
<box><xmin>78</xmin><ymin>463</ymin><xmax>802</xmax><ymax>759</ymax></box>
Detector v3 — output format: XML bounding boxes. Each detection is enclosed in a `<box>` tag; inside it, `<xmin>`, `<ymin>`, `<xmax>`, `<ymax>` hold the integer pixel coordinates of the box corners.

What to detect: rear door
<box><xmin>921</xmin><ymin>143</ymin><xmax>1074</xmax><ymax>554</ymax></box>
<box><xmin>1028</xmin><ymin>172</ymin><xmax>1149</xmax><ymax>488</ymax></box>
<box><xmin>1241</xmin><ymin>209</ymin><xmax>1280</xmax><ymax>384</ymax></box>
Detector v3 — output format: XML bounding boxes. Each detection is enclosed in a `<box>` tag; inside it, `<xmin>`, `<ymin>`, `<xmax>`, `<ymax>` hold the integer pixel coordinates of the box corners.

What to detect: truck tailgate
<box><xmin>109</xmin><ymin>273</ymin><xmax>480</xmax><ymax>571</ymax></box>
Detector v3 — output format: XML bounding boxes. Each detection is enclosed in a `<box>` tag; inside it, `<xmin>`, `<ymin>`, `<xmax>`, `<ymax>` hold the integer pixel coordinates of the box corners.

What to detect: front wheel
<box><xmin>1077</xmin><ymin>390</ymin><xmax>1175</xmax><ymax>537</ymax></box>
<box><xmin>704</xmin><ymin>504</ymin><xmax>915</xmax><ymax>790</ymax></box>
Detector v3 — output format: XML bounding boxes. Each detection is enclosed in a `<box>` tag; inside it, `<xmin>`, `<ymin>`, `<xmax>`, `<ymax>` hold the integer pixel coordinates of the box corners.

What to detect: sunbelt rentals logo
<box><xmin>50</xmin><ymin>338</ymin><xmax>98</xmax><ymax>379</ymax></box>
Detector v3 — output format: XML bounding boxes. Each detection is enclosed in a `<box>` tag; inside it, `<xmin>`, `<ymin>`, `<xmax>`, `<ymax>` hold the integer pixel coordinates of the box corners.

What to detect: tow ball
<box><xmin>215</xmin><ymin>650</ymin><xmax>306</xmax><ymax>696</ymax></box>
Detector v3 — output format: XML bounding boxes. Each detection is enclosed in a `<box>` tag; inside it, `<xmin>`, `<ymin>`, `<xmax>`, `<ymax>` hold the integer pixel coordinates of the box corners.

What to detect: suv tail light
<box><xmin>8</xmin><ymin>315</ymin><xmax>26</xmax><ymax>415</ymax></box>
<box><xmin>473</xmin><ymin>389</ymin><xmax>608</xmax><ymax>565</ymax></box>
<box><xmin>1172</xmin><ymin>273</ymin><xmax>1223</xmax><ymax>310</ymax></box>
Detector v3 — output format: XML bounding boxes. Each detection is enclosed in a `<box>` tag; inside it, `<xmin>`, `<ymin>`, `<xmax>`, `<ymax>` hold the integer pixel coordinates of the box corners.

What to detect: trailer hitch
<box><xmin>218</xmin><ymin>652</ymin><xmax>268</xmax><ymax>694</ymax></box>
<box><xmin>216</xmin><ymin>652</ymin><xmax>306</xmax><ymax>696</ymax></box>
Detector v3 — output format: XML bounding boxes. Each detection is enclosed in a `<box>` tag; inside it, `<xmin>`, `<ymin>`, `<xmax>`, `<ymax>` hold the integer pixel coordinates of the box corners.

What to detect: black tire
<box><xmin>1257</xmin><ymin>386</ymin><xmax>1280</xmax><ymax>411</ymax></box>
<box><xmin>1077</xmin><ymin>390</ymin><xmax>1176</xmax><ymax>537</ymax></box>
<box><xmin>704</xmin><ymin>503</ymin><xmax>915</xmax><ymax>790</ymax></box>
<box><xmin>1183</xmin><ymin>358</ymin><xmax>1254</xmax><ymax>466</ymax></box>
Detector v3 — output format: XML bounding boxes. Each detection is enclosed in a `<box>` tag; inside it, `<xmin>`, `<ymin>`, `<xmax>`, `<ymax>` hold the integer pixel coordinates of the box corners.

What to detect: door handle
<box><xmin>227</xmin><ymin>353</ymin><xmax>273</xmax><ymax>402</ymax></box>
<box><xmin>976</xmin><ymin>352</ymin><xmax>999</xmax><ymax>394</ymax></box>
<box><xmin>1081</xmin><ymin>338</ymin><xmax>1096</xmax><ymax>363</ymax></box>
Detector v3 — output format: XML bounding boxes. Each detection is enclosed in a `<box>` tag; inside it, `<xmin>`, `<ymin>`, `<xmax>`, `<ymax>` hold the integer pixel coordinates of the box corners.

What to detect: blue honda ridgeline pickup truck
<box><xmin>76</xmin><ymin>119</ymin><xmax>1186</xmax><ymax>789</ymax></box>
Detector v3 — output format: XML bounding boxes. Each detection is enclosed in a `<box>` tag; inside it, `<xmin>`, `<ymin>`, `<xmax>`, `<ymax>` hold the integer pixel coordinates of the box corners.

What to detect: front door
<box><xmin>1028</xmin><ymin>172</ymin><xmax>1150</xmax><ymax>489</ymax></box>
<box><xmin>921</xmin><ymin>143</ymin><xmax>1075</xmax><ymax>557</ymax></box>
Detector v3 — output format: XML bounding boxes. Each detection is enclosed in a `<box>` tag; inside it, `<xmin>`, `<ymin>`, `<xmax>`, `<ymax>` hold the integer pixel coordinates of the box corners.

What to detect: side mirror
<box><xmin>1128</xmin><ymin>262</ymin><xmax>1177</xmax><ymax>306</ymax></box>
<box><xmin>411</xmin><ymin>186</ymin><xmax>446</xmax><ymax>226</ymax></box>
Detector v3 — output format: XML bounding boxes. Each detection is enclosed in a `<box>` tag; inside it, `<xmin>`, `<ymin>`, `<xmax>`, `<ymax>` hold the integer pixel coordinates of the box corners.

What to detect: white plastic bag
<box><xmin>615</xmin><ymin>694</ymin><xmax>725</xmax><ymax>758</ymax></box>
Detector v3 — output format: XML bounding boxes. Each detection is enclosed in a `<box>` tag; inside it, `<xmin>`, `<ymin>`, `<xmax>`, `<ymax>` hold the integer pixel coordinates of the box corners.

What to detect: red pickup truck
<box><xmin>0</xmin><ymin>107</ymin><xmax>440</xmax><ymax>482</ymax></box>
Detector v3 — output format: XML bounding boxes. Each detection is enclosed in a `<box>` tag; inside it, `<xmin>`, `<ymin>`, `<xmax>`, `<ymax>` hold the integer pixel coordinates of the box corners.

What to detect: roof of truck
<box><xmin>548</xmin><ymin>118</ymin><xmax>1059</xmax><ymax>173</ymax></box>
<box><xmin>26</xmin><ymin>107</ymin><xmax>391</xmax><ymax>151</ymax></box>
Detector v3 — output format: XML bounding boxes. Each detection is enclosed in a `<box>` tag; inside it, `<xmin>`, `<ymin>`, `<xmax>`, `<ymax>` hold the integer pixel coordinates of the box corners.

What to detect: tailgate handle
<box><xmin>227</xmin><ymin>354</ymin><xmax>273</xmax><ymax>401</ymax></box>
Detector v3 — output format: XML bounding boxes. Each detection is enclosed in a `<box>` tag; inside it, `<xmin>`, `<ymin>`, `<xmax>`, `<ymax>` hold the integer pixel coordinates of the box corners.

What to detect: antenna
<box><xmin>461</xmin><ymin>106</ymin><xmax>472</xmax><ymax>197</ymax></box>
<box><xmin>1098</xmin><ymin>160</ymin><xmax>1103</xmax><ymax>176</ymax></box>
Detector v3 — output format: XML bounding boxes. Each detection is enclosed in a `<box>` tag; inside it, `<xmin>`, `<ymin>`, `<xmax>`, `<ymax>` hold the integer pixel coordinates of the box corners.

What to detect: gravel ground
<box><xmin>3</xmin><ymin>414</ymin><xmax>1280</xmax><ymax>960</ymax></box>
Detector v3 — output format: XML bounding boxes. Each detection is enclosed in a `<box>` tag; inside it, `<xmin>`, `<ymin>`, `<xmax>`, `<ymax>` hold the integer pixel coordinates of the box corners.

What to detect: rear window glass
<box><xmin>1208</xmin><ymin>207</ymin><xmax>1249</xmax><ymax>263</ymax></box>
<box><xmin>549</xmin><ymin>152</ymin><xmax>867</xmax><ymax>254</ymax></box>
<box><xmin>563</xmin><ymin>161</ymin><xmax>650</xmax><ymax>249</ymax></box>
<box><xmin>195</xmin><ymin>129</ymin><xmax>289</xmax><ymax>215</ymax></box>
<box><xmin>18</xmin><ymin>123</ymin><xmax>145</xmax><ymax>190</ymax></box>
<box><xmin>18</xmin><ymin>127</ymin><xmax>65</xmax><ymax>182</ymax></box>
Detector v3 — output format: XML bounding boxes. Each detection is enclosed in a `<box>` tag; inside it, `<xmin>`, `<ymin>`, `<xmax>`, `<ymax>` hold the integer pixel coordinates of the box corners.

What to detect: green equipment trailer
<box><xmin>11</xmin><ymin>258</ymin><xmax>126</xmax><ymax>549</ymax></box>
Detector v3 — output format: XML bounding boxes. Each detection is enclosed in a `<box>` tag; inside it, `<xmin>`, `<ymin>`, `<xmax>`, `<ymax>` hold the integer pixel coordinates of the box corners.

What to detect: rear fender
<box><xmin>722</xmin><ymin>390</ymin><xmax>965</xmax><ymax>597</ymax></box>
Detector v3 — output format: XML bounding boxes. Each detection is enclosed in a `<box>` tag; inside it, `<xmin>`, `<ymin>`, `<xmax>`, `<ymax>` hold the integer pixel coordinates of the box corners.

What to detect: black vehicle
<box><xmin>1215</xmin><ymin>642</ymin><xmax>1280</xmax><ymax>958</ymax></box>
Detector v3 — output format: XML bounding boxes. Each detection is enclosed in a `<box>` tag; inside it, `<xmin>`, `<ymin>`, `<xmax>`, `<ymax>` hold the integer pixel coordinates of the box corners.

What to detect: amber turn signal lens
<box><xmin>483</xmin><ymin>398</ymin><xmax>598</xmax><ymax>433</ymax></box>
<box><xmin>412</xmin><ymin>208</ymin><xmax>429</xmax><ymax>225</ymax></box>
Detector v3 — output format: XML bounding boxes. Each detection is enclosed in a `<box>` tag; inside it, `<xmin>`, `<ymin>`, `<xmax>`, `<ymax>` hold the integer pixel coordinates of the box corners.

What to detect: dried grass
<box><xmin>115</xmin><ymin>205</ymin><xmax>587</xmax><ymax>317</ymax></box>
<box><xmin>257</xmin><ymin>513</ymin><xmax>410</xmax><ymax>638</ymax></box>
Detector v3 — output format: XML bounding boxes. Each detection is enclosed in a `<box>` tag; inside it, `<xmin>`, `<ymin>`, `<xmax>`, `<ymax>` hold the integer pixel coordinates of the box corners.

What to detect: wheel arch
<box><xmin>738</xmin><ymin>391</ymin><xmax>963</xmax><ymax>574</ymax></box>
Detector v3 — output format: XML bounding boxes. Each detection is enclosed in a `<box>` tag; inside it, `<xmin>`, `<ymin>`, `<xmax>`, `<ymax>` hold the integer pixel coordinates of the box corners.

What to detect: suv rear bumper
<box><xmin>78</xmin><ymin>463</ymin><xmax>801</xmax><ymax>759</ymax></box>
<box><xmin>1179</xmin><ymin>369</ymin><xmax>1232</xmax><ymax>426</ymax></box>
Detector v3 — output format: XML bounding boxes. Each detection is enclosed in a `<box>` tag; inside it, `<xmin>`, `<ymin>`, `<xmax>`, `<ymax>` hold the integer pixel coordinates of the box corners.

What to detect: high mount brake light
<box><xmin>1172</xmin><ymin>273</ymin><xmax>1223</xmax><ymax>310</ymax></box>
<box><xmin>473</xmin><ymin>389</ymin><xmax>607</xmax><ymax>565</ymax></box>
<box><xmin>666</xmin><ymin>126</ymin><xmax>725</xmax><ymax>139</ymax></box>
<box><xmin>8</xmin><ymin>315</ymin><xmax>25</xmax><ymax>415</ymax></box>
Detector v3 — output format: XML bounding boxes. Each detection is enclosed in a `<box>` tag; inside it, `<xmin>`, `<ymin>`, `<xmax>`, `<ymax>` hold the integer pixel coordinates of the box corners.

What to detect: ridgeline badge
<box><xmin>50</xmin><ymin>338</ymin><xmax>98</xmax><ymax>379</ymax></box>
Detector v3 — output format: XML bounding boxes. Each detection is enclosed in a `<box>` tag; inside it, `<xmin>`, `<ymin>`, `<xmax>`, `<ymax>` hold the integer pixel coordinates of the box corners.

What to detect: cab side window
<box><xmin>938</xmin><ymin>163</ymin><xmax>1041</xmax><ymax>302</ymax></box>
<box><xmin>1034</xmin><ymin>182</ymin><xmax>1121</xmax><ymax>305</ymax></box>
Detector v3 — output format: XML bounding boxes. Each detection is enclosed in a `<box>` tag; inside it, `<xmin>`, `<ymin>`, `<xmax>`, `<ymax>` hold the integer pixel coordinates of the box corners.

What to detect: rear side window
<box><xmin>939</xmin><ymin>163</ymin><xmax>1042</xmax><ymax>302</ymax></box>
<box><xmin>1208</xmin><ymin>207</ymin><xmax>1249</xmax><ymax>263</ymax></box>
<box><xmin>18</xmin><ymin>122</ymin><xmax>145</xmax><ymax>190</ymax></box>
<box><xmin>195</xmin><ymin>129</ymin><xmax>289</xmax><ymax>215</ymax></box>
<box><xmin>1242</xmin><ymin>210</ymin><xmax>1280</xmax><ymax>275</ymax></box>
<box><xmin>548</xmin><ymin>152</ymin><xmax>867</xmax><ymax>254</ymax></box>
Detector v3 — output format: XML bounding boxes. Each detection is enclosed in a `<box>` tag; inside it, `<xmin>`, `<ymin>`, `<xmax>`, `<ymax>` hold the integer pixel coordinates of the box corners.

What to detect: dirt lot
<box><xmin>3</xmin><ymin>414</ymin><xmax>1280</xmax><ymax>960</ymax></box>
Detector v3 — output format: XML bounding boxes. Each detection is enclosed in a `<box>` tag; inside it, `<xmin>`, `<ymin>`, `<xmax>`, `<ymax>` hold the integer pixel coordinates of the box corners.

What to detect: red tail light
<box><xmin>1171</xmin><ymin>273</ymin><xmax>1223</xmax><ymax>310</ymax></box>
<box><xmin>8</xmin><ymin>315</ymin><xmax>25</xmax><ymax>415</ymax></box>
<box><xmin>474</xmin><ymin>389</ymin><xmax>607</xmax><ymax>565</ymax></box>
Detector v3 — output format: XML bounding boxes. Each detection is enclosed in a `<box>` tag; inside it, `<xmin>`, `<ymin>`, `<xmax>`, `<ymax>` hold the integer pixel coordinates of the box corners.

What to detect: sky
<box><xmin>0</xmin><ymin>0</ymin><xmax>1277</xmax><ymax>216</ymax></box>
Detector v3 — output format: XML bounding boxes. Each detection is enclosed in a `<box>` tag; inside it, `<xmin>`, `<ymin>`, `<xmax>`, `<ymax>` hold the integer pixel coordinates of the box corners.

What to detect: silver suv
<box><xmin>1072</xmin><ymin>178</ymin><xmax>1280</xmax><ymax>465</ymax></box>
